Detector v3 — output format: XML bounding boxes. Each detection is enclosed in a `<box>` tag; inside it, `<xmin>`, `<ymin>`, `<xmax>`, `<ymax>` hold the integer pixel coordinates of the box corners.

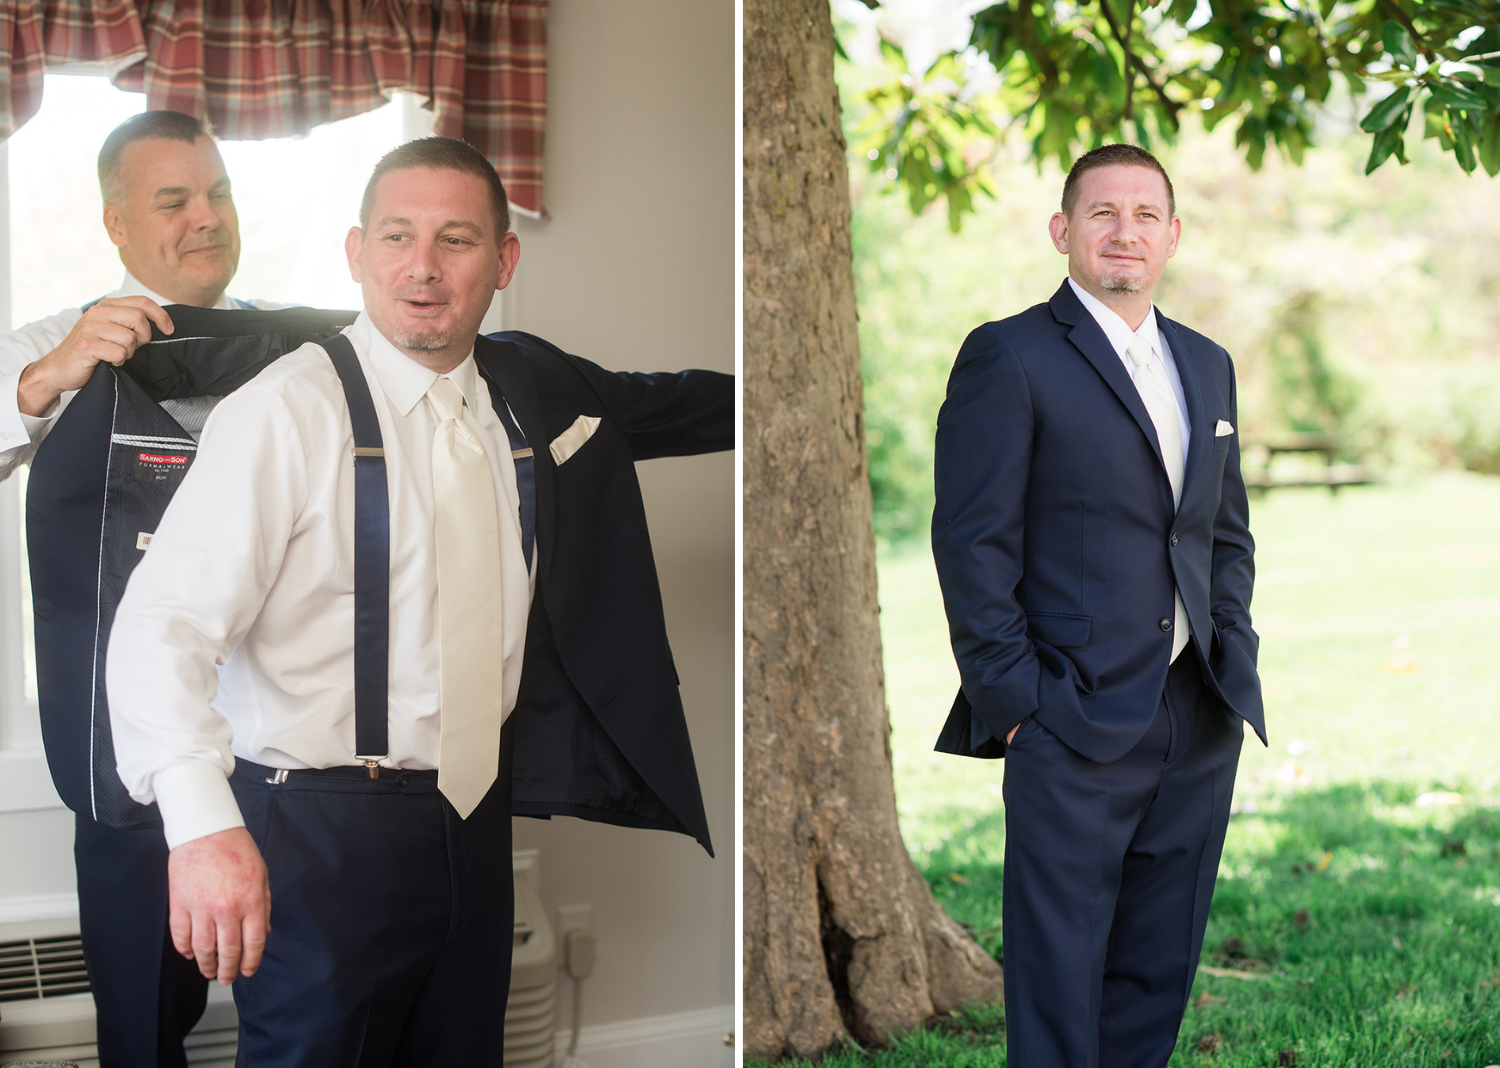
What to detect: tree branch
<box><xmin>1377</xmin><ymin>0</ymin><xmax>1432</xmax><ymax>60</ymax></box>
<box><xmin>1097</xmin><ymin>0</ymin><xmax>1182</xmax><ymax>130</ymax></box>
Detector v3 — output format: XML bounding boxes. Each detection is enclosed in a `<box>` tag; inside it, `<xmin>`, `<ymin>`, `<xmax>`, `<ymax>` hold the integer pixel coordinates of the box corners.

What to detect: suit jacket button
<box><xmin>1170</xmin><ymin>532</ymin><xmax>1179</xmax><ymax>546</ymax></box>
<box><xmin>1159</xmin><ymin>618</ymin><xmax>1173</xmax><ymax>632</ymax></box>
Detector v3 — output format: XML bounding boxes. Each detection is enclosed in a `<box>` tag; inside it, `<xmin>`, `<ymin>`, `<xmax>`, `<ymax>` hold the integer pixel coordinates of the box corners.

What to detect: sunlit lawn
<box><xmin>760</xmin><ymin>474</ymin><xmax>1500</xmax><ymax>1066</ymax></box>
<box><xmin>888</xmin><ymin>473</ymin><xmax>1500</xmax><ymax>850</ymax></box>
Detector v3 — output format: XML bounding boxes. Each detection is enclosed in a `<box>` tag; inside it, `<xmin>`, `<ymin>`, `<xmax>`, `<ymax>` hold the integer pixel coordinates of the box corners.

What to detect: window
<box><xmin>0</xmin><ymin>73</ymin><xmax>439</xmax><ymax>778</ymax></box>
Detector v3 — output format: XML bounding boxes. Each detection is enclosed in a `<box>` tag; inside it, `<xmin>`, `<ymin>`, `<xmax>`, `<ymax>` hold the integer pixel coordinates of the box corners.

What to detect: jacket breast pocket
<box><xmin>1213</xmin><ymin>433</ymin><xmax>1233</xmax><ymax>453</ymax></box>
<box><xmin>1026</xmin><ymin>611</ymin><xmax>1091</xmax><ymax>648</ymax></box>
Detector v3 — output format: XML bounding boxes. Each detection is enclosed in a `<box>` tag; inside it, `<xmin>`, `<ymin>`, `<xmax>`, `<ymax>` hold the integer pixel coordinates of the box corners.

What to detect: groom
<box><xmin>931</xmin><ymin>143</ymin><xmax>1264</xmax><ymax>1066</ymax></box>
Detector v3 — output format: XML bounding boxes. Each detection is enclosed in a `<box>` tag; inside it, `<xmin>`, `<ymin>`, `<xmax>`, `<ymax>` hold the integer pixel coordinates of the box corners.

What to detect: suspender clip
<box><xmin>360</xmin><ymin>758</ymin><xmax>383</xmax><ymax>780</ymax></box>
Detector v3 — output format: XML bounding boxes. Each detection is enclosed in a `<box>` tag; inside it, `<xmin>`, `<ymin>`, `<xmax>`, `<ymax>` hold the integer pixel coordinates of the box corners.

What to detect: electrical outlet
<box><xmin>557</xmin><ymin>903</ymin><xmax>593</xmax><ymax>934</ymax></box>
<box><xmin>565</xmin><ymin>928</ymin><xmax>597</xmax><ymax>980</ymax></box>
<box><xmin>512</xmin><ymin>848</ymin><xmax>541</xmax><ymax>893</ymax></box>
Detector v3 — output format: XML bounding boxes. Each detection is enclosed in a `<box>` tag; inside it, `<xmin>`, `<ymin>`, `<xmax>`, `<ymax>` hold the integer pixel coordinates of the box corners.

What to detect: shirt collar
<box><xmin>1067</xmin><ymin>276</ymin><xmax>1162</xmax><ymax>361</ymax></box>
<box><xmin>116</xmin><ymin>270</ymin><xmax>239</xmax><ymax>311</ymax></box>
<box><xmin>350</xmin><ymin>312</ymin><xmax>479</xmax><ymax>418</ymax></box>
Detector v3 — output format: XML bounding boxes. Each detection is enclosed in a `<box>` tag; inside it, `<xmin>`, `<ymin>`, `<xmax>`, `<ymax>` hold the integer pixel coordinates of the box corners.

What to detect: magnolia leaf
<box><xmin>1454</xmin><ymin>116</ymin><xmax>1478</xmax><ymax>172</ymax></box>
<box><xmin>1240</xmin><ymin>122</ymin><xmax>1268</xmax><ymax>170</ymax></box>
<box><xmin>1360</xmin><ymin>85</ymin><xmax>1412</xmax><ymax>131</ymax></box>
<box><xmin>1429</xmin><ymin>78</ymin><xmax>1489</xmax><ymax>111</ymax></box>
<box><xmin>1365</xmin><ymin>124</ymin><xmax>1400</xmax><ymax>173</ymax></box>
<box><xmin>1383</xmin><ymin>20</ymin><xmax>1417</xmax><ymax>69</ymax></box>
<box><xmin>839</xmin><ymin>0</ymin><xmax>1500</xmax><ymax>232</ymax></box>
<box><xmin>1481</xmin><ymin>110</ymin><xmax>1500</xmax><ymax>176</ymax></box>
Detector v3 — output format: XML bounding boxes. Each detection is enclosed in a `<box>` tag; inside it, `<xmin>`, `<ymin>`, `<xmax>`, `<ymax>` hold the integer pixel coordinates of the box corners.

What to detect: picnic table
<box><xmin>1240</xmin><ymin>431</ymin><xmax>1374</xmax><ymax>496</ymax></box>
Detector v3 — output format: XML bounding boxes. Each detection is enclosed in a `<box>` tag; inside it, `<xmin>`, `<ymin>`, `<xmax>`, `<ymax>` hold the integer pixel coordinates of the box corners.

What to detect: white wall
<box><xmin>0</xmin><ymin>0</ymin><xmax>735</xmax><ymax>1041</ymax></box>
<box><xmin>507</xmin><ymin>0</ymin><xmax>735</xmax><ymax>1032</ymax></box>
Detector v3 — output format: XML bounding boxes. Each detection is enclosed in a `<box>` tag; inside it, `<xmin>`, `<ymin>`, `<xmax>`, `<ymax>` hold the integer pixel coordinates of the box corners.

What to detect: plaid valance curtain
<box><xmin>0</xmin><ymin>0</ymin><xmax>547</xmax><ymax>215</ymax></box>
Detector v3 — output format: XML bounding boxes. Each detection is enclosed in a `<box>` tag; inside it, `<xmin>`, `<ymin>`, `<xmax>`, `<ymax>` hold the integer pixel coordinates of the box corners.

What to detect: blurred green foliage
<box><xmin>845</xmin><ymin>0</ymin><xmax>1500</xmax><ymax>234</ymax></box>
<box><xmin>850</xmin><ymin>111</ymin><xmax>1500</xmax><ymax>543</ymax></box>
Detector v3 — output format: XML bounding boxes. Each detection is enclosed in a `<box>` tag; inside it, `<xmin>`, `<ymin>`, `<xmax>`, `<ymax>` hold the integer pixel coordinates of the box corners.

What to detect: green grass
<box><xmin>757</xmin><ymin>475</ymin><xmax>1500</xmax><ymax>1065</ymax></box>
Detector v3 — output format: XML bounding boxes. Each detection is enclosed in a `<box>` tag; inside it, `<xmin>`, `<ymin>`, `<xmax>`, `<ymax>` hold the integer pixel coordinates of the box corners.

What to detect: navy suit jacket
<box><xmin>475</xmin><ymin>331</ymin><xmax>732</xmax><ymax>856</ymax></box>
<box><xmin>931</xmin><ymin>281</ymin><xmax>1264</xmax><ymax>766</ymax></box>
<box><xmin>28</xmin><ymin>312</ymin><xmax>730</xmax><ymax>857</ymax></box>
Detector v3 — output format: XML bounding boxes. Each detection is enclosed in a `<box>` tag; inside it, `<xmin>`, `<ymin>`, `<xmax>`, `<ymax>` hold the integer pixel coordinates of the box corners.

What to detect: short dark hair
<box><xmin>1061</xmin><ymin>143</ymin><xmax>1175</xmax><ymax>219</ymax></box>
<box><xmin>97</xmin><ymin>111</ymin><xmax>215</xmax><ymax>206</ymax></box>
<box><xmin>358</xmin><ymin>137</ymin><xmax>511</xmax><ymax>239</ymax></box>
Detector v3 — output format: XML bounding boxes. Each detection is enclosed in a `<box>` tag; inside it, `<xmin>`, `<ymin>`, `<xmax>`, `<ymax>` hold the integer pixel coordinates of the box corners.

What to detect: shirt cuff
<box><xmin>152</xmin><ymin>758</ymin><xmax>245</xmax><ymax>850</ymax></box>
<box><xmin>20</xmin><ymin>408</ymin><xmax>53</xmax><ymax>436</ymax></box>
<box><xmin>0</xmin><ymin>373</ymin><xmax>45</xmax><ymax>452</ymax></box>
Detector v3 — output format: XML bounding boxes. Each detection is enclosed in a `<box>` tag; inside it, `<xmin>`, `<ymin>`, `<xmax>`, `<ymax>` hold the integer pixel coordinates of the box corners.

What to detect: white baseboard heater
<box><xmin>0</xmin><ymin>876</ymin><xmax>557</xmax><ymax>1068</ymax></box>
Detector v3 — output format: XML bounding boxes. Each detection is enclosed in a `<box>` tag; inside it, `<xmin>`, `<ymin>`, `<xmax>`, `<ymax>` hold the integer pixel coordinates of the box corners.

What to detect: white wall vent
<box><xmin>506</xmin><ymin>875</ymin><xmax>558</xmax><ymax>1068</ymax></box>
<box><xmin>0</xmin><ymin>936</ymin><xmax>89</xmax><ymax>1002</ymax></box>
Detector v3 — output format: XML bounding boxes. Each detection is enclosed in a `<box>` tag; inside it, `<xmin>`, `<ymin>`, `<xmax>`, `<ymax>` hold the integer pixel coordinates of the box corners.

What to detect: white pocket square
<box><xmin>549</xmin><ymin>414</ymin><xmax>602</xmax><ymax>465</ymax></box>
<box><xmin>1215</xmin><ymin>419</ymin><xmax>1235</xmax><ymax>437</ymax></box>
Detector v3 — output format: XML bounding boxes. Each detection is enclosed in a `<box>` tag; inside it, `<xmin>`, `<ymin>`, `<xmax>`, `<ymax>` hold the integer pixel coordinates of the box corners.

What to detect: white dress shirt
<box><xmin>1068</xmin><ymin>276</ymin><xmax>1193</xmax><ymax>657</ymax></box>
<box><xmin>1067</xmin><ymin>276</ymin><xmax>1192</xmax><ymax>467</ymax></box>
<box><xmin>0</xmin><ymin>272</ymin><xmax>282</xmax><ymax>482</ymax></box>
<box><xmin>107</xmin><ymin>313</ymin><xmax>535</xmax><ymax>850</ymax></box>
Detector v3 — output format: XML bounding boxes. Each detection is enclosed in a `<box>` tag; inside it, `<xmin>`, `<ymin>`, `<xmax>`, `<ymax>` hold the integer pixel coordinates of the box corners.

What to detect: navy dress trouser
<box><xmin>73</xmin><ymin>813</ymin><xmax>209</xmax><ymax>1068</ymax></box>
<box><xmin>1001</xmin><ymin>650</ymin><xmax>1243</xmax><ymax>1068</ymax></box>
<box><xmin>227</xmin><ymin>725</ymin><xmax>516</xmax><ymax>1068</ymax></box>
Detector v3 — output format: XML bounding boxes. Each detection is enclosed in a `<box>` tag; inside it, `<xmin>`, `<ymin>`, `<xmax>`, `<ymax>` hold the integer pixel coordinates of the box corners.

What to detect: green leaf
<box><xmin>1383</xmin><ymin>20</ymin><xmax>1417</xmax><ymax>69</ymax></box>
<box><xmin>1453</xmin><ymin>115</ymin><xmax>1478</xmax><ymax>172</ymax></box>
<box><xmin>1429</xmin><ymin>78</ymin><xmax>1489</xmax><ymax>111</ymax></box>
<box><xmin>1135</xmin><ymin>116</ymin><xmax>1154</xmax><ymax>152</ymax></box>
<box><xmin>1393</xmin><ymin>105</ymin><xmax>1413</xmax><ymax>164</ymax></box>
<box><xmin>1480</xmin><ymin>110</ymin><xmax>1500</xmax><ymax>176</ymax></box>
<box><xmin>1238</xmin><ymin>120</ymin><xmax>1268</xmax><ymax>170</ymax></box>
<box><xmin>1424</xmin><ymin>104</ymin><xmax>1449</xmax><ymax>142</ymax></box>
<box><xmin>1364</xmin><ymin>124</ymin><xmax>1402</xmax><ymax>174</ymax></box>
<box><xmin>1360</xmin><ymin>85</ymin><xmax>1412</xmax><ymax>132</ymax></box>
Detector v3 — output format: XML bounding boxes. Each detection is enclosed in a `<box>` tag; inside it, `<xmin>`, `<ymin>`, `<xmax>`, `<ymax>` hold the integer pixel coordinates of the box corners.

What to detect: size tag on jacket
<box><xmin>132</xmin><ymin>450</ymin><xmax>191</xmax><ymax>485</ymax></box>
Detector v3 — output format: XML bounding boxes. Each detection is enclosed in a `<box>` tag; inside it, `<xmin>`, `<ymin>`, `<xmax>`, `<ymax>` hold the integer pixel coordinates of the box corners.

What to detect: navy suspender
<box><xmin>323</xmin><ymin>334</ymin><xmax>391</xmax><ymax>772</ymax></box>
<box><xmin>321</xmin><ymin>334</ymin><xmax>535</xmax><ymax>774</ymax></box>
<box><xmin>491</xmin><ymin>395</ymin><xmax>536</xmax><ymax>570</ymax></box>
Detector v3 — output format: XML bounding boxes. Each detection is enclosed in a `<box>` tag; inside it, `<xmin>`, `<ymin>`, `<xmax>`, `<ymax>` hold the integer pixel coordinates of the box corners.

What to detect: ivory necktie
<box><xmin>1125</xmin><ymin>336</ymin><xmax>1190</xmax><ymax>662</ymax></box>
<box><xmin>427</xmin><ymin>377</ymin><xmax>505</xmax><ymax>818</ymax></box>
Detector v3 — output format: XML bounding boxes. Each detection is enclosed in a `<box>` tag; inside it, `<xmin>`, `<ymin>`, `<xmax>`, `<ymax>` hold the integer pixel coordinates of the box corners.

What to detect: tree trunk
<box><xmin>741</xmin><ymin>0</ymin><xmax>1005</xmax><ymax>1059</ymax></box>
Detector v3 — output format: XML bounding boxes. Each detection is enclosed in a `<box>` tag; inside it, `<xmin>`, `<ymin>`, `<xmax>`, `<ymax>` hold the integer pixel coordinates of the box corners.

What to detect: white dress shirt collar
<box><xmin>349</xmin><ymin>313</ymin><xmax>480</xmax><ymax>419</ymax></box>
<box><xmin>116</xmin><ymin>270</ymin><xmax>241</xmax><ymax>311</ymax></box>
<box><xmin>1067</xmin><ymin>276</ymin><xmax>1162</xmax><ymax>360</ymax></box>
<box><xmin>1066</xmin><ymin>275</ymin><xmax>1192</xmax><ymax>451</ymax></box>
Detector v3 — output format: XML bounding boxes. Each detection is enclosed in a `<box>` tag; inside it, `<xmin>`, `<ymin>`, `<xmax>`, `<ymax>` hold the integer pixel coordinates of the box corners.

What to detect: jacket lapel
<box><xmin>474</xmin><ymin>335</ymin><xmax>554</xmax><ymax>592</ymax></box>
<box><xmin>1155</xmin><ymin>312</ymin><xmax>1210</xmax><ymax>508</ymax></box>
<box><xmin>1049</xmin><ymin>282</ymin><xmax>1172</xmax><ymax>498</ymax></box>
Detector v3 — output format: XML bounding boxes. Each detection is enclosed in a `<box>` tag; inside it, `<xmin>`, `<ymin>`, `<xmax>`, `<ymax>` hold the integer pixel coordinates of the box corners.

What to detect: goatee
<box><xmin>392</xmin><ymin>328</ymin><xmax>453</xmax><ymax>352</ymax></box>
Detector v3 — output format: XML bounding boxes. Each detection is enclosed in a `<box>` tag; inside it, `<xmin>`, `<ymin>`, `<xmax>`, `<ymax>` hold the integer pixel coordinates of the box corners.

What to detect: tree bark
<box><xmin>742</xmin><ymin>0</ymin><xmax>1005</xmax><ymax>1060</ymax></box>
